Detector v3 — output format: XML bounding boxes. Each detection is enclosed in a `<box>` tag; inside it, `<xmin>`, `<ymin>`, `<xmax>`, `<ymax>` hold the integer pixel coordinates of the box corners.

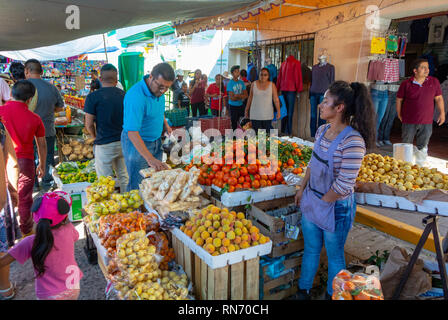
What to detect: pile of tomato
<box><xmin>183</xmin><ymin>139</ymin><xmax>314</xmax><ymax>192</ymax></box>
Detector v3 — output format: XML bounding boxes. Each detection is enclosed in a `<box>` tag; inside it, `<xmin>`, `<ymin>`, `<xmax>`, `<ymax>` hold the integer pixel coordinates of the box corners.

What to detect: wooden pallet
<box><xmin>247</xmin><ymin>196</ymin><xmax>304</xmax><ymax>258</ymax></box>
<box><xmin>172</xmin><ymin>232</ymin><xmax>259</xmax><ymax>300</ymax></box>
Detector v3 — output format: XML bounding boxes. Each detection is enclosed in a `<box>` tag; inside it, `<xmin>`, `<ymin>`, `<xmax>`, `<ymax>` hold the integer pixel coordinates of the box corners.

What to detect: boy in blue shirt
<box><xmin>121</xmin><ymin>63</ymin><xmax>175</xmax><ymax>190</ymax></box>
<box><xmin>227</xmin><ymin>65</ymin><xmax>248</xmax><ymax>130</ymax></box>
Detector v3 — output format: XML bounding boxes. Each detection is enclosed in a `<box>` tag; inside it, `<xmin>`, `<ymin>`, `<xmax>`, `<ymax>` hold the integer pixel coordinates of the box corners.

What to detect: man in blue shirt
<box><xmin>227</xmin><ymin>65</ymin><xmax>248</xmax><ymax>130</ymax></box>
<box><xmin>84</xmin><ymin>64</ymin><xmax>129</xmax><ymax>193</ymax></box>
<box><xmin>121</xmin><ymin>63</ymin><xmax>175</xmax><ymax>190</ymax></box>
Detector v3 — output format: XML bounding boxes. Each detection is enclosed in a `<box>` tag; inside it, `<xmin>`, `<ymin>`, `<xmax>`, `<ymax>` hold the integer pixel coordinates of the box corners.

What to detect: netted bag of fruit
<box><xmin>143</xmin><ymin>212</ymin><xmax>161</xmax><ymax>232</ymax></box>
<box><xmin>160</xmin><ymin>270</ymin><xmax>189</xmax><ymax>300</ymax></box>
<box><xmin>147</xmin><ymin>232</ymin><xmax>175</xmax><ymax>270</ymax></box>
<box><xmin>332</xmin><ymin>269</ymin><xmax>384</xmax><ymax>300</ymax></box>
<box><xmin>115</xmin><ymin>230</ymin><xmax>162</xmax><ymax>286</ymax></box>
<box><xmin>125</xmin><ymin>280</ymin><xmax>168</xmax><ymax>300</ymax></box>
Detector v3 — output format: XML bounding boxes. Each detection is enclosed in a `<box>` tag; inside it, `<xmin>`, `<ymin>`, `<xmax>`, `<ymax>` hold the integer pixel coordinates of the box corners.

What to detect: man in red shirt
<box><xmin>0</xmin><ymin>80</ymin><xmax>47</xmax><ymax>236</ymax></box>
<box><xmin>396</xmin><ymin>59</ymin><xmax>445</xmax><ymax>165</ymax></box>
<box><xmin>205</xmin><ymin>74</ymin><xmax>227</xmax><ymax>117</ymax></box>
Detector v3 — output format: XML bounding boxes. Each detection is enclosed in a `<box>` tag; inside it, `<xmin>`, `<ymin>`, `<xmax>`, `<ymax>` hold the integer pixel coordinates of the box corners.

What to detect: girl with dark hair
<box><xmin>0</xmin><ymin>192</ymin><xmax>83</xmax><ymax>300</ymax></box>
<box><xmin>294</xmin><ymin>80</ymin><xmax>375</xmax><ymax>300</ymax></box>
<box><xmin>189</xmin><ymin>69</ymin><xmax>207</xmax><ymax>116</ymax></box>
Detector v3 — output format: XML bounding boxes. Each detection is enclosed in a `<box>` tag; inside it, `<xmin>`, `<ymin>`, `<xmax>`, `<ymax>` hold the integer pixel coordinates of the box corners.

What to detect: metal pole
<box><xmin>102</xmin><ymin>33</ymin><xmax>109</xmax><ymax>63</ymax></box>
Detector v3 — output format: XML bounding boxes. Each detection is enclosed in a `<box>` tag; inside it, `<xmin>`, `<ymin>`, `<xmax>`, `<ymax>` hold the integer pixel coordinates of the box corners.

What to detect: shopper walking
<box><xmin>205</xmin><ymin>74</ymin><xmax>227</xmax><ymax>117</ymax></box>
<box><xmin>84</xmin><ymin>64</ymin><xmax>129</xmax><ymax>193</ymax></box>
<box><xmin>25</xmin><ymin>59</ymin><xmax>64</xmax><ymax>190</ymax></box>
<box><xmin>0</xmin><ymin>123</ymin><xmax>19</xmax><ymax>300</ymax></box>
<box><xmin>0</xmin><ymin>191</ymin><xmax>83</xmax><ymax>300</ymax></box>
<box><xmin>0</xmin><ymin>81</ymin><xmax>47</xmax><ymax>237</ymax></box>
<box><xmin>121</xmin><ymin>63</ymin><xmax>174</xmax><ymax>191</ymax></box>
<box><xmin>396</xmin><ymin>58</ymin><xmax>445</xmax><ymax>166</ymax></box>
<box><xmin>189</xmin><ymin>69</ymin><xmax>207</xmax><ymax>116</ymax></box>
<box><xmin>294</xmin><ymin>81</ymin><xmax>375</xmax><ymax>300</ymax></box>
<box><xmin>245</xmin><ymin>68</ymin><xmax>281</xmax><ymax>134</ymax></box>
<box><xmin>227</xmin><ymin>65</ymin><xmax>248</xmax><ymax>131</ymax></box>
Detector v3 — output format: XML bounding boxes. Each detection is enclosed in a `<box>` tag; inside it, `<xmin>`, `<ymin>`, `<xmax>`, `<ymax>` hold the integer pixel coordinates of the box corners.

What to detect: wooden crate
<box><xmin>247</xmin><ymin>196</ymin><xmax>304</xmax><ymax>258</ymax></box>
<box><xmin>172</xmin><ymin>232</ymin><xmax>259</xmax><ymax>300</ymax></box>
<box><xmin>261</xmin><ymin>255</ymin><xmax>302</xmax><ymax>300</ymax></box>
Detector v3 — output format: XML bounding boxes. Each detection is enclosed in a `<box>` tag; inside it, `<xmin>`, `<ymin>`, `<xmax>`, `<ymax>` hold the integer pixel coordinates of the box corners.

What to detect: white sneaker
<box><xmin>376</xmin><ymin>141</ymin><xmax>383</xmax><ymax>147</ymax></box>
<box><xmin>383</xmin><ymin>140</ymin><xmax>392</xmax><ymax>146</ymax></box>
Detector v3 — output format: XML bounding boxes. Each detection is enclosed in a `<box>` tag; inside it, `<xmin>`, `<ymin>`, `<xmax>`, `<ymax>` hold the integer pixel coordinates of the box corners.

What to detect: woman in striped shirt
<box><xmin>294</xmin><ymin>81</ymin><xmax>376</xmax><ymax>300</ymax></box>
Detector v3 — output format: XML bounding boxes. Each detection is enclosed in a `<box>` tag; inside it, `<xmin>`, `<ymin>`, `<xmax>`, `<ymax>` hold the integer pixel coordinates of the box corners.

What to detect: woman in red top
<box><xmin>205</xmin><ymin>74</ymin><xmax>227</xmax><ymax>117</ymax></box>
<box><xmin>189</xmin><ymin>69</ymin><xmax>207</xmax><ymax>117</ymax></box>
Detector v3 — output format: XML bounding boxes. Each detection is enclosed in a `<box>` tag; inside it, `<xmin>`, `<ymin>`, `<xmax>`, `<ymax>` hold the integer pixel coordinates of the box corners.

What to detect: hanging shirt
<box><xmin>310</xmin><ymin>63</ymin><xmax>335</xmax><ymax>94</ymax></box>
<box><xmin>383</xmin><ymin>59</ymin><xmax>400</xmax><ymax>83</ymax></box>
<box><xmin>370</xmin><ymin>37</ymin><xmax>386</xmax><ymax>54</ymax></box>
<box><xmin>428</xmin><ymin>15</ymin><xmax>448</xmax><ymax>44</ymax></box>
<box><xmin>386</xmin><ymin>35</ymin><xmax>398</xmax><ymax>53</ymax></box>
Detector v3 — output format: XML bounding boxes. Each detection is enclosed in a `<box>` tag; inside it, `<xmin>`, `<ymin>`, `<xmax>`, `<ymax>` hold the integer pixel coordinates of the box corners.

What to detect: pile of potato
<box><xmin>357</xmin><ymin>153</ymin><xmax>448</xmax><ymax>192</ymax></box>
<box><xmin>61</xmin><ymin>137</ymin><xmax>94</xmax><ymax>160</ymax></box>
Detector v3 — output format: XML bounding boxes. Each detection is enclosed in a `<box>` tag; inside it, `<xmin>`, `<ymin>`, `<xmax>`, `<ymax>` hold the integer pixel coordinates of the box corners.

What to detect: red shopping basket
<box><xmin>200</xmin><ymin>117</ymin><xmax>231</xmax><ymax>136</ymax></box>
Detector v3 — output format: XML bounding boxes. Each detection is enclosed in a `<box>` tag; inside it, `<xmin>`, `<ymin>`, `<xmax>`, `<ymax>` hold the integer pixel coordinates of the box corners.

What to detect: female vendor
<box><xmin>294</xmin><ymin>81</ymin><xmax>376</xmax><ymax>300</ymax></box>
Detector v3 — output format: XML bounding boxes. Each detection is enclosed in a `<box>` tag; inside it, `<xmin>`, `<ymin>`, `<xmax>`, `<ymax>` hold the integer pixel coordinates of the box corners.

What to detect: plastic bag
<box><xmin>332</xmin><ymin>268</ymin><xmax>384</xmax><ymax>300</ymax></box>
<box><xmin>147</xmin><ymin>231</ymin><xmax>175</xmax><ymax>270</ymax></box>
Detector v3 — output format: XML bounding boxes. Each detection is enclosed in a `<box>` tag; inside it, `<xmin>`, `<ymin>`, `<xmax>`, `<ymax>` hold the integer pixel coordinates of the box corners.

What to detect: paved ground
<box><xmin>8</xmin><ymin>221</ymin><xmax>107</xmax><ymax>300</ymax></box>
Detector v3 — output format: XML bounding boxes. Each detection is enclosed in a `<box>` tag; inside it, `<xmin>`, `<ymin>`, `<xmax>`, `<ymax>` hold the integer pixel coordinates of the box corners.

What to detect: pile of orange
<box><xmin>180</xmin><ymin>205</ymin><xmax>270</xmax><ymax>256</ymax></box>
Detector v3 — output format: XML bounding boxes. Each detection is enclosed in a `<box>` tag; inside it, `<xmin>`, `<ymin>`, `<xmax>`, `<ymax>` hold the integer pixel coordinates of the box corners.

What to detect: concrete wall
<box><xmin>256</xmin><ymin>0</ymin><xmax>448</xmax><ymax>83</ymax></box>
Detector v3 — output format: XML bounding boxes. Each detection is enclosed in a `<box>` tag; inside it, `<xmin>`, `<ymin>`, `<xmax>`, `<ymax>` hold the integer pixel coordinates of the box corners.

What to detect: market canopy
<box><xmin>174</xmin><ymin>0</ymin><xmax>362</xmax><ymax>35</ymax></box>
<box><xmin>0</xmin><ymin>0</ymin><xmax>261</xmax><ymax>51</ymax></box>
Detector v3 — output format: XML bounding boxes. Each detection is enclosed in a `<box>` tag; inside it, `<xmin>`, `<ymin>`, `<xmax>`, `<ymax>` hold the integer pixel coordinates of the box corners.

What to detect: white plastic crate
<box><xmin>171</xmin><ymin>227</ymin><xmax>272</xmax><ymax>269</ymax></box>
<box><xmin>210</xmin><ymin>184</ymin><xmax>297</xmax><ymax>207</ymax></box>
<box><xmin>356</xmin><ymin>192</ymin><xmax>448</xmax><ymax>216</ymax></box>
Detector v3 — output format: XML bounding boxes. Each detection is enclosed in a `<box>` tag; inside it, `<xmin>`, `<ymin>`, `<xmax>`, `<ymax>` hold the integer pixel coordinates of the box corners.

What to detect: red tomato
<box><xmin>245</xmin><ymin>176</ymin><xmax>252</xmax><ymax>183</ymax></box>
<box><xmin>242</xmin><ymin>182</ymin><xmax>251</xmax><ymax>189</ymax></box>
<box><xmin>287</xmin><ymin>159</ymin><xmax>295</xmax><ymax>166</ymax></box>
<box><xmin>260</xmin><ymin>179</ymin><xmax>267</xmax><ymax>188</ymax></box>
<box><xmin>198</xmin><ymin>177</ymin><xmax>205</xmax><ymax>185</ymax></box>
<box><xmin>212</xmin><ymin>164</ymin><xmax>220</xmax><ymax>172</ymax></box>
<box><xmin>252</xmin><ymin>180</ymin><xmax>260</xmax><ymax>189</ymax></box>
<box><xmin>205</xmin><ymin>178</ymin><xmax>212</xmax><ymax>186</ymax></box>
<box><xmin>254</xmin><ymin>174</ymin><xmax>261</xmax><ymax>180</ymax></box>
<box><xmin>222</xmin><ymin>166</ymin><xmax>231</xmax><ymax>174</ymax></box>
<box><xmin>215</xmin><ymin>171</ymin><xmax>224</xmax><ymax>180</ymax></box>
<box><xmin>240</xmin><ymin>167</ymin><xmax>248</xmax><ymax>176</ymax></box>
<box><xmin>276</xmin><ymin>172</ymin><xmax>283</xmax><ymax>182</ymax></box>
<box><xmin>230</xmin><ymin>169</ymin><xmax>240</xmax><ymax>179</ymax></box>
<box><xmin>235</xmin><ymin>184</ymin><xmax>243</xmax><ymax>190</ymax></box>
<box><xmin>268</xmin><ymin>174</ymin><xmax>276</xmax><ymax>181</ymax></box>
<box><xmin>228</xmin><ymin>177</ymin><xmax>238</xmax><ymax>186</ymax></box>
<box><xmin>247</xmin><ymin>164</ymin><xmax>258</xmax><ymax>175</ymax></box>
<box><xmin>238</xmin><ymin>176</ymin><xmax>245</xmax><ymax>184</ymax></box>
<box><xmin>223</xmin><ymin>173</ymin><xmax>230</xmax><ymax>183</ymax></box>
<box><xmin>228</xmin><ymin>186</ymin><xmax>235</xmax><ymax>193</ymax></box>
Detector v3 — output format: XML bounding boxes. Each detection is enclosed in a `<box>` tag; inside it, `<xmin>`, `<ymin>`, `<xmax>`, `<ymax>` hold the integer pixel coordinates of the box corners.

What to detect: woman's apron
<box><xmin>300</xmin><ymin>125</ymin><xmax>354</xmax><ymax>232</ymax></box>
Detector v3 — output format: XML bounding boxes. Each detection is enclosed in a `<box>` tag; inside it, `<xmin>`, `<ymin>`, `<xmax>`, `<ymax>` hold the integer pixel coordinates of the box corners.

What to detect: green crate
<box><xmin>165</xmin><ymin>108</ymin><xmax>188</xmax><ymax>127</ymax></box>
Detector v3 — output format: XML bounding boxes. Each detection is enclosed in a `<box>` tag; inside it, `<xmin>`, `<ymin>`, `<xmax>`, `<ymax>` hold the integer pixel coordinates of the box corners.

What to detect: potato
<box><xmin>69</xmin><ymin>154</ymin><xmax>77</xmax><ymax>161</ymax></box>
<box><xmin>62</xmin><ymin>145</ymin><xmax>72</xmax><ymax>155</ymax></box>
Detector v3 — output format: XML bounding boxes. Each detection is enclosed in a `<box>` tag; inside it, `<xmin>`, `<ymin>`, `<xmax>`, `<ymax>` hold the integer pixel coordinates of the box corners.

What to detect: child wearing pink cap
<box><xmin>0</xmin><ymin>191</ymin><xmax>83</xmax><ymax>300</ymax></box>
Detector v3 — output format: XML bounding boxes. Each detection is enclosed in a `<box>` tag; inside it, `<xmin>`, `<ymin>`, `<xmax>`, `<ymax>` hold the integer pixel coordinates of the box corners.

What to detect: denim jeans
<box><xmin>378</xmin><ymin>91</ymin><xmax>397</xmax><ymax>141</ymax></box>
<box><xmin>281</xmin><ymin>91</ymin><xmax>297</xmax><ymax>135</ymax></box>
<box><xmin>121</xmin><ymin>131</ymin><xmax>163</xmax><ymax>191</ymax></box>
<box><xmin>298</xmin><ymin>193</ymin><xmax>356</xmax><ymax>295</ymax></box>
<box><xmin>371</xmin><ymin>89</ymin><xmax>389</xmax><ymax>132</ymax></box>
<box><xmin>94</xmin><ymin>141</ymin><xmax>129</xmax><ymax>193</ymax></box>
<box><xmin>309</xmin><ymin>93</ymin><xmax>325</xmax><ymax>137</ymax></box>
<box><xmin>34</xmin><ymin>135</ymin><xmax>55</xmax><ymax>187</ymax></box>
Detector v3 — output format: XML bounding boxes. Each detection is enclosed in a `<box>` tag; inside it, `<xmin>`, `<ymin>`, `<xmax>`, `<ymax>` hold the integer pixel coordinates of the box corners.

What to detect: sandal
<box><xmin>0</xmin><ymin>283</ymin><xmax>16</xmax><ymax>300</ymax></box>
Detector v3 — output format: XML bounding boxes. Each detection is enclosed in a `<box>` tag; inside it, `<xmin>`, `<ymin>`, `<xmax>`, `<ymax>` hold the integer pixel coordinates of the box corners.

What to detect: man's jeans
<box><xmin>402</xmin><ymin>123</ymin><xmax>433</xmax><ymax>150</ymax></box>
<box><xmin>309</xmin><ymin>93</ymin><xmax>325</xmax><ymax>138</ymax></box>
<box><xmin>281</xmin><ymin>91</ymin><xmax>297</xmax><ymax>135</ymax></box>
<box><xmin>34</xmin><ymin>135</ymin><xmax>55</xmax><ymax>187</ymax></box>
<box><xmin>94</xmin><ymin>141</ymin><xmax>129</xmax><ymax>193</ymax></box>
<box><xmin>18</xmin><ymin>158</ymin><xmax>35</xmax><ymax>235</ymax></box>
<box><xmin>121</xmin><ymin>131</ymin><xmax>163</xmax><ymax>191</ymax></box>
<box><xmin>378</xmin><ymin>91</ymin><xmax>397</xmax><ymax>142</ymax></box>
<box><xmin>298</xmin><ymin>194</ymin><xmax>356</xmax><ymax>295</ymax></box>
<box><xmin>371</xmin><ymin>89</ymin><xmax>389</xmax><ymax>132</ymax></box>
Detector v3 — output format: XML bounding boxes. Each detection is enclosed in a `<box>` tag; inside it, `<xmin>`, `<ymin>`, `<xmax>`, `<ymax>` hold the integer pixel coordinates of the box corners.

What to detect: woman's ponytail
<box><xmin>31</xmin><ymin>218</ymin><xmax>54</xmax><ymax>278</ymax></box>
<box><xmin>328</xmin><ymin>81</ymin><xmax>376</xmax><ymax>150</ymax></box>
